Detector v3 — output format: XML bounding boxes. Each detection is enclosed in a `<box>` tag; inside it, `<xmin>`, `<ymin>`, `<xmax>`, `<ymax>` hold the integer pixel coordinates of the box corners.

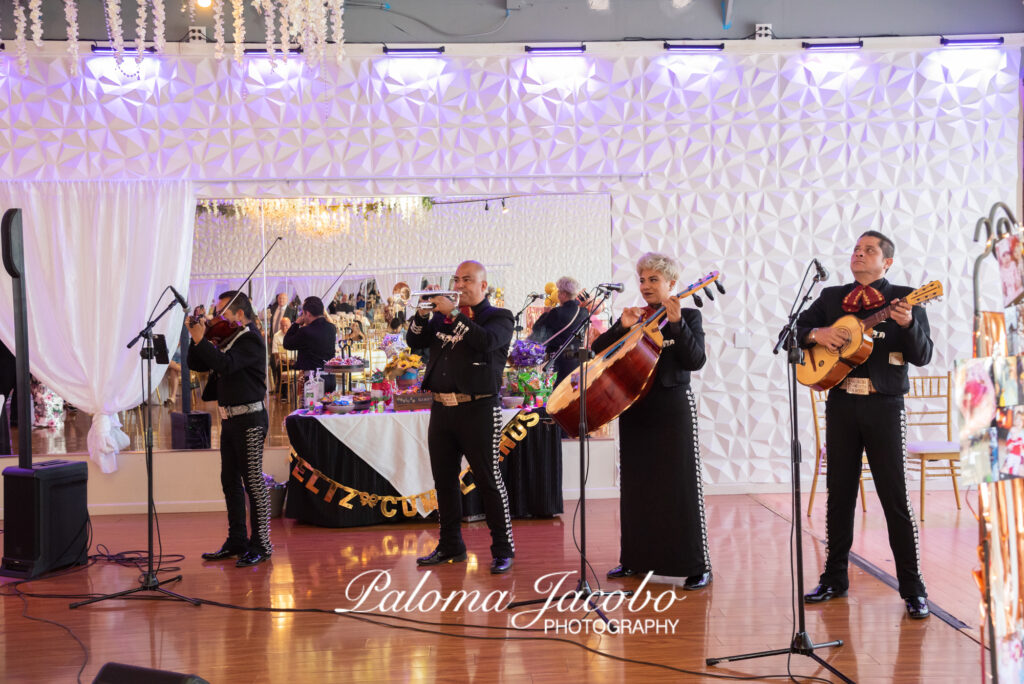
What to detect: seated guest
<box><xmin>283</xmin><ymin>297</ymin><xmax>338</xmax><ymax>392</ymax></box>
<box><xmin>338</xmin><ymin>294</ymin><xmax>355</xmax><ymax>314</ymax></box>
<box><xmin>165</xmin><ymin>348</ymin><xmax>182</xmax><ymax>406</ymax></box>
<box><xmin>266</xmin><ymin>293</ymin><xmax>298</xmax><ymax>340</ymax></box>
<box><xmin>271</xmin><ymin>317</ymin><xmax>297</xmax><ymax>390</ymax></box>
<box><xmin>355</xmin><ymin>293</ymin><xmax>366</xmax><ymax>311</ymax></box>
<box><xmin>530</xmin><ymin>276</ymin><xmax>587</xmax><ymax>386</ymax></box>
<box><xmin>341</xmin><ymin>314</ymin><xmax>366</xmax><ymax>343</ymax></box>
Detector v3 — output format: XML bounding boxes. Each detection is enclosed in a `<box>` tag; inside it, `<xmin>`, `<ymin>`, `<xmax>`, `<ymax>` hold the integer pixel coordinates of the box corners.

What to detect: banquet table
<box><xmin>284</xmin><ymin>405</ymin><xmax>563</xmax><ymax>528</ymax></box>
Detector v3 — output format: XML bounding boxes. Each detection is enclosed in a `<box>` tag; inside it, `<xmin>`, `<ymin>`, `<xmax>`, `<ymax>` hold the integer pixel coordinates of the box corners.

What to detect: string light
<box><xmin>501</xmin><ymin>199</ymin><xmax>508</xmax><ymax>214</ymax></box>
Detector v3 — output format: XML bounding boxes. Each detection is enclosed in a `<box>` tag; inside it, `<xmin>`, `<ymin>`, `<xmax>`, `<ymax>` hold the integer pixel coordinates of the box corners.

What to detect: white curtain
<box><xmin>339</xmin><ymin>277</ymin><xmax>365</xmax><ymax>296</ymax></box>
<box><xmin>0</xmin><ymin>181</ymin><xmax>195</xmax><ymax>473</ymax></box>
<box><xmin>374</xmin><ymin>273</ymin><xmax>399</xmax><ymax>304</ymax></box>
<box><xmin>292</xmin><ymin>275</ymin><xmax>338</xmax><ymax>305</ymax></box>
<box><xmin>375</xmin><ymin>271</ymin><xmax>423</xmax><ymax>301</ymax></box>
<box><xmin>187</xmin><ymin>278</ymin><xmax>225</xmax><ymax>314</ymax></box>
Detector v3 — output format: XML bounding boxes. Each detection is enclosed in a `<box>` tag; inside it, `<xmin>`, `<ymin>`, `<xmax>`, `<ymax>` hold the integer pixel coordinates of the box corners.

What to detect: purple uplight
<box><xmin>802</xmin><ymin>40</ymin><xmax>864</xmax><ymax>52</ymax></box>
<box><xmin>940</xmin><ymin>36</ymin><xmax>1004</xmax><ymax>48</ymax></box>
<box><xmin>382</xmin><ymin>46</ymin><xmax>445</xmax><ymax>57</ymax></box>
<box><xmin>524</xmin><ymin>45</ymin><xmax>586</xmax><ymax>55</ymax></box>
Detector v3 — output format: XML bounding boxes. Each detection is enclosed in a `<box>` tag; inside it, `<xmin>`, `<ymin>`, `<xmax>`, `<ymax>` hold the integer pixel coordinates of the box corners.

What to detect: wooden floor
<box><xmin>1</xmin><ymin>490</ymin><xmax>985</xmax><ymax>683</ymax></box>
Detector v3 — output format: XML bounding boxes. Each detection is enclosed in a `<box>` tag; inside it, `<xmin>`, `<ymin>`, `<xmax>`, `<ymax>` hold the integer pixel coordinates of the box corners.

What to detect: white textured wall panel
<box><xmin>0</xmin><ymin>45</ymin><xmax>1018</xmax><ymax>485</ymax></box>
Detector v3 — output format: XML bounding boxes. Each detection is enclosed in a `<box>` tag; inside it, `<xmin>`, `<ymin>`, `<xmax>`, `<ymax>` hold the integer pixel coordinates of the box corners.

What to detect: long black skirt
<box><xmin>617</xmin><ymin>383</ymin><xmax>710</xmax><ymax>577</ymax></box>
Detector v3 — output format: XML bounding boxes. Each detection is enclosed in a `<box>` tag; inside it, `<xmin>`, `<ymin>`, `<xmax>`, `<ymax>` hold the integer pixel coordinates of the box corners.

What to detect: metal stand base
<box><xmin>71</xmin><ymin>572</ymin><xmax>200</xmax><ymax>608</ymax></box>
<box><xmin>706</xmin><ymin>630</ymin><xmax>850</xmax><ymax>682</ymax></box>
<box><xmin>707</xmin><ymin>266</ymin><xmax>851</xmax><ymax>682</ymax></box>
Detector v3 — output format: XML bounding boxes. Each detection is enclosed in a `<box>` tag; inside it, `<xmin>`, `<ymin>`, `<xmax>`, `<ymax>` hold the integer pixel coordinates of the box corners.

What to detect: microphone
<box><xmin>598</xmin><ymin>282</ymin><xmax>624</xmax><ymax>292</ymax></box>
<box><xmin>812</xmin><ymin>259</ymin><xmax>829</xmax><ymax>281</ymax></box>
<box><xmin>528</xmin><ymin>292</ymin><xmax>544</xmax><ymax>299</ymax></box>
<box><xmin>169</xmin><ymin>285</ymin><xmax>189</xmax><ymax>313</ymax></box>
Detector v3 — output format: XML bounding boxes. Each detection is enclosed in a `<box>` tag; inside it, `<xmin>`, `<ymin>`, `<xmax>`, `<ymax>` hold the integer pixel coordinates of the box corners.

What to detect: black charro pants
<box><xmin>821</xmin><ymin>390</ymin><xmax>926</xmax><ymax>598</ymax></box>
<box><xmin>220</xmin><ymin>409</ymin><xmax>272</xmax><ymax>555</ymax></box>
<box><xmin>427</xmin><ymin>397</ymin><xmax>514</xmax><ymax>559</ymax></box>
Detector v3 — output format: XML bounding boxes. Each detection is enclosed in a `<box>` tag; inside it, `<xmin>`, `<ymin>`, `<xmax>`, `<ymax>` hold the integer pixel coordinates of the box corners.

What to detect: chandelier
<box><xmin>9</xmin><ymin>0</ymin><xmax>345</xmax><ymax>75</ymax></box>
<box><xmin>198</xmin><ymin>197</ymin><xmax>434</xmax><ymax>239</ymax></box>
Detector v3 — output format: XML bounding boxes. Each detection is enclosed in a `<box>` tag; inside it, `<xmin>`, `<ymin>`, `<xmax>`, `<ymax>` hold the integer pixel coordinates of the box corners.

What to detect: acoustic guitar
<box><xmin>546</xmin><ymin>271</ymin><xmax>723</xmax><ymax>438</ymax></box>
<box><xmin>795</xmin><ymin>280</ymin><xmax>943</xmax><ymax>391</ymax></box>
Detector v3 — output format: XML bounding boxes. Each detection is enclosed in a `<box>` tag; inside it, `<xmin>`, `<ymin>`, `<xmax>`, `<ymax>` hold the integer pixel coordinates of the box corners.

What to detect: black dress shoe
<box><xmin>416</xmin><ymin>548</ymin><xmax>468</xmax><ymax>566</ymax></box>
<box><xmin>905</xmin><ymin>596</ymin><xmax>930</xmax><ymax>619</ymax></box>
<box><xmin>201</xmin><ymin>545</ymin><xmax>244</xmax><ymax>561</ymax></box>
<box><xmin>804</xmin><ymin>584</ymin><xmax>847</xmax><ymax>603</ymax></box>
<box><xmin>683</xmin><ymin>571</ymin><xmax>712</xmax><ymax>590</ymax></box>
<box><xmin>607</xmin><ymin>565</ymin><xmax>636</xmax><ymax>579</ymax></box>
<box><xmin>236</xmin><ymin>550</ymin><xmax>270</xmax><ymax>567</ymax></box>
<box><xmin>490</xmin><ymin>557</ymin><xmax>513</xmax><ymax>574</ymax></box>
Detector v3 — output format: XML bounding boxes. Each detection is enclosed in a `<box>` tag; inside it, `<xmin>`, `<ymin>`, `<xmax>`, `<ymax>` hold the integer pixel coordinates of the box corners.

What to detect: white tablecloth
<box><xmin>312</xmin><ymin>408</ymin><xmax>522</xmax><ymax>500</ymax></box>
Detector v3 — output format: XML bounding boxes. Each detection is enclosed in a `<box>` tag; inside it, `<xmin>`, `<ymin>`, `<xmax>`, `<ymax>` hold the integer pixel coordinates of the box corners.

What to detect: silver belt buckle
<box><xmin>218</xmin><ymin>406</ymin><xmax>229</xmax><ymax>420</ymax></box>
<box><xmin>844</xmin><ymin>377</ymin><xmax>870</xmax><ymax>396</ymax></box>
<box><xmin>436</xmin><ymin>392</ymin><xmax>458</xmax><ymax>407</ymax></box>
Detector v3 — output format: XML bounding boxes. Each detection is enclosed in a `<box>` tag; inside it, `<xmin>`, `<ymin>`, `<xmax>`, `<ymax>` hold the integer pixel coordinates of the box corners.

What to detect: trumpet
<box><xmin>408</xmin><ymin>290</ymin><xmax>461</xmax><ymax>310</ymax></box>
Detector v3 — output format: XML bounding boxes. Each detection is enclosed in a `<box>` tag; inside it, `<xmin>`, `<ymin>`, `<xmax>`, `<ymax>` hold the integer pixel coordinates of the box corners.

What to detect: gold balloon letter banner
<box><xmin>288</xmin><ymin>409</ymin><xmax>543</xmax><ymax>519</ymax></box>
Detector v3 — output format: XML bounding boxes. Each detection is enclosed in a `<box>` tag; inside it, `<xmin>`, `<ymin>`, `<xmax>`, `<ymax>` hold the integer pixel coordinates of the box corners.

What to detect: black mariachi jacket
<box><xmin>188</xmin><ymin>326</ymin><xmax>267</xmax><ymax>406</ymax></box>
<box><xmin>282</xmin><ymin>316</ymin><xmax>337</xmax><ymax>371</ymax></box>
<box><xmin>406</xmin><ymin>297</ymin><xmax>514</xmax><ymax>396</ymax></box>
<box><xmin>530</xmin><ymin>300</ymin><xmax>585</xmax><ymax>354</ymax></box>
<box><xmin>592</xmin><ymin>308</ymin><xmax>706</xmax><ymax>388</ymax></box>
<box><xmin>795</xmin><ymin>277</ymin><xmax>933</xmax><ymax>396</ymax></box>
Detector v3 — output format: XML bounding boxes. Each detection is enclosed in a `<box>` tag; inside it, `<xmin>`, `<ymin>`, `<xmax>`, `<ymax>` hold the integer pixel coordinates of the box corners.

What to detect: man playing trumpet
<box><xmin>406</xmin><ymin>261</ymin><xmax>517</xmax><ymax>574</ymax></box>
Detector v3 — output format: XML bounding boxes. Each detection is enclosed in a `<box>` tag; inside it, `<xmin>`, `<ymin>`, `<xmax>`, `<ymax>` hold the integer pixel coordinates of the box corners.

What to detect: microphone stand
<box><xmin>512</xmin><ymin>296</ymin><xmax>540</xmax><ymax>342</ymax></box>
<box><xmin>72</xmin><ymin>294</ymin><xmax>200</xmax><ymax>608</ymax></box>
<box><xmin>321</xmin><ymin>262</ymin><xmax>353</xmax><ymax>302</ymax></box>
<box><xmin>506</xmin><ymin>288</ymin><xmax>632</xmax><ymax>630</ymax></box>
<box><xmin>706</xmin><ymin>266</ymin><xmax>850</xmax><ymax>682</ymax></box>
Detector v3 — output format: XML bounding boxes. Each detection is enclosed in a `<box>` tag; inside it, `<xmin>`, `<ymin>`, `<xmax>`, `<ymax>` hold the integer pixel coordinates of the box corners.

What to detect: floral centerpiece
<box><xmin>508</xmin><ymin>339</ymin><xmax>546</xmax><ymax>368</ymax></box>
<box><xmin>385</xmin><ymin>351</ymin><xmax>423</xmax><ymax>387</ymax></box>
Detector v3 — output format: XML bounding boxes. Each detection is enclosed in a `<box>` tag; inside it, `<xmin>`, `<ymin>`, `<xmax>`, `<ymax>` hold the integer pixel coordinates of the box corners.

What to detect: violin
<box><xmin>189</xmin><ymin>305</ymin><xmax>244</xmax><ymax>348</ymax></box>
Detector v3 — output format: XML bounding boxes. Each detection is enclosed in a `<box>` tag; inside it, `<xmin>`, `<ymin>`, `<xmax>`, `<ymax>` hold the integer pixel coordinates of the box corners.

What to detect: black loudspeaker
<box><xmin>170</xmin><ymin>411</ymin><xmax>212</xmax><ymax>450</ymax></box>
<box><xmin>92</xmin><ymin>662</ymin><xmax>210</xmax><ymax>684</ymax></box>
<box><xmin>1</xmin><ymin>460</ymin><xmax>89</xmax><ymax>578</ymax></box>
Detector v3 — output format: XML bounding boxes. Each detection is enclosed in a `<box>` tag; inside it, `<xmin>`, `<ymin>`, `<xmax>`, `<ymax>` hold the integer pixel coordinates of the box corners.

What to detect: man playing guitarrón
<box><xmin>797</xmin><ymin>231</ymin><xmax>932</xmax><ymax>619</ymax></box>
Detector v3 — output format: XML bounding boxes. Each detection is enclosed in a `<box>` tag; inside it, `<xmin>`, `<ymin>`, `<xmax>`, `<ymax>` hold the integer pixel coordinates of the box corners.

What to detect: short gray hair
<box><xmin>635</xmin><ymin>252</ymin><xmax>680</xmax><ymax>282</ymax></box>
<box><xmin>556</xmin><ymin>276</ymin><xmax>580</xmax><ymax>298</ymax></box>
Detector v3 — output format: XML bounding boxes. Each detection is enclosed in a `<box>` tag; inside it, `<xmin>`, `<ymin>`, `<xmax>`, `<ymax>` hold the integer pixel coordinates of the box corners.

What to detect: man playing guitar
<box><xmin>797</xmin><ymin>231</ymin><xmax>933</xmax><ymax>619</ymax></box>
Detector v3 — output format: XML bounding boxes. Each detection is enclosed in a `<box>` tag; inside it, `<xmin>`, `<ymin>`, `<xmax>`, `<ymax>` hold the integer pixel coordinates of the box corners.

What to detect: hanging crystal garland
<box><xmin>5</xmin><ymin>0</ymin><xmax>350</xmax><ymax>75</ymax></box>
<box><xmin>197</xmin><ymin>197</ymin><xmax>432</xmax><ymax>241</ymax></box>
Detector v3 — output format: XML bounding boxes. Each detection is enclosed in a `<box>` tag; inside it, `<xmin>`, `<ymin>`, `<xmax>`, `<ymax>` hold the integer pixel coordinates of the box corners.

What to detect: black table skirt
<box><xmin>285</xmin><ymin>408</ymin><xmax>563</xmax><ymax>528</ymax></box>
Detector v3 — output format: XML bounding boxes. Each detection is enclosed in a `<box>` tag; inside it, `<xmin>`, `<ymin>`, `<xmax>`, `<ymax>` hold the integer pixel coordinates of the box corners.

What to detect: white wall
<box><xmin>0</xmin><ymin>40</ymin><xmax>1018</xmax><ymax>484</ymax></box>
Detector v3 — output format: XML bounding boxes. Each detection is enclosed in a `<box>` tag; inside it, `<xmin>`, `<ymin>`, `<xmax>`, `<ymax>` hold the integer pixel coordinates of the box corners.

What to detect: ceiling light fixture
<box><xmin>244</xmin><ymin>47</ymin><xmax>303</xmax><ymax>56</ymax></box>
<box><xmin>382</xmin><ymin>46</ymin><xmax>446</xmax><ymax>56</ymax></box>
<box><xmin>524</xmin><ymin>45</ymin><xmax>587</xmax><ymax>55</ymax></box>
<box><xmin>940</xmin><ymin>36</ymin><xmax>1004</xmax><ymax>48</ymax></box>
<box><xmin>663</xmin><ymin>41</ymin><xmax>725</xmax><ymax>52</ymax></box>
<box><xmin>801</xmin><ymin>40</ymin><xmax>864</xmax><ymax>51</ymax></box>
<box><xmin>91</xmin><ymin>44</ymin><xmax>157</xmax><ymax>54</ymax></box>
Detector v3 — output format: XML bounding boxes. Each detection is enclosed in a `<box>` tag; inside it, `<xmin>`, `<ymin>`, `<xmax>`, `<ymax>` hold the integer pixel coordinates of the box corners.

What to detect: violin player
<box><xmin>186</xmin><ymin>291</ymin><xmax>273</xmax><ymax>568</ymax></box>
<box><xmin>593</xmin><ymin>252</ymin><xmax>712</xmax><ymax>590</ymax></box>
